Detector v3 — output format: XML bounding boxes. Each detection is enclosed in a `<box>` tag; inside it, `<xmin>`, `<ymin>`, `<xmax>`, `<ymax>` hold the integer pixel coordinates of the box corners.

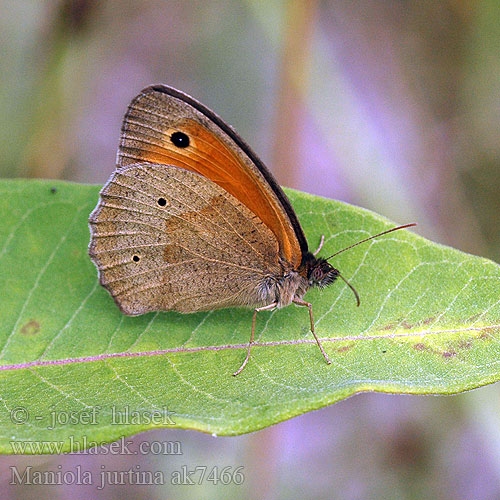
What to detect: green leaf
<box><xmin>1</xmin><ymin>179</ymin><xmax>499</xmax><ymax>454</ymax></box>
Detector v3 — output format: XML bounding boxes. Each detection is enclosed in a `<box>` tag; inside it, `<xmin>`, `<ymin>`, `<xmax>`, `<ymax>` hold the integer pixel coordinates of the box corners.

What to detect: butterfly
<box><xmin>88</xmin><ymin>85</ymin><xmax>414</xmax><ymax>375</ymax></box>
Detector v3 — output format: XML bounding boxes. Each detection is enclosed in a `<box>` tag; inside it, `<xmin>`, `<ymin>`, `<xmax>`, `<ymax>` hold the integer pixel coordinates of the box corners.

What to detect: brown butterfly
<box><xmin>88</xmin><ymin>85</ymin><xmax>414</xmax><ymax>375</ymax></box>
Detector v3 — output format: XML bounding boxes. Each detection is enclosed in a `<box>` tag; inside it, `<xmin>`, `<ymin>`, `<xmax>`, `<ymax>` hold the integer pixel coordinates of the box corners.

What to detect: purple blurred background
<box><xmin>1</xmin><ymin>1</ymin><xmax>500</xmax><ymax>498</ymax></box>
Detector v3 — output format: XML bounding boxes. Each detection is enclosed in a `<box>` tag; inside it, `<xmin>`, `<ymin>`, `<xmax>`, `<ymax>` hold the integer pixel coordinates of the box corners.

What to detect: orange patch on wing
<box><xmin>133</xmin><ymin>119</ymin><xmax>302</xmax><ymax>267</ymax></box>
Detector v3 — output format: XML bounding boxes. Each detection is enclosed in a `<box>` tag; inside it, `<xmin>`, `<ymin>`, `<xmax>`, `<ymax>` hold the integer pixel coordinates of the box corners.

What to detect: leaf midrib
<box><xmin>0</xmin><ymin>322</ymin><xmax>496</xmax><ymax>372</ymax></box>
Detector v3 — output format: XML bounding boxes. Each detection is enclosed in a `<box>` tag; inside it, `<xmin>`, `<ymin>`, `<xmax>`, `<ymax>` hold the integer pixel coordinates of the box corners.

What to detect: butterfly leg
<box><xmin>233</xmin><ymin>302</ymin><xmax>278</xmax><ymax>376</ymax></box>
<box><xmin>293</xmin><ymin>298</ymin><xmax>331</xmax><ymax>365</ymax></box>
<box><xmin>313</xmin><ymin>235</ymin><xmax>325</xmax><ymax>256</ymax></box>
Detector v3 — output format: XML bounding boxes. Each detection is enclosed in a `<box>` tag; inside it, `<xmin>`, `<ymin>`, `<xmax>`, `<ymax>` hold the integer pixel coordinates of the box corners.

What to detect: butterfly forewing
<box><xmin>117</xmin><ymin>85</ymin><xmax>305</xmax><ymax>267</ymax></box>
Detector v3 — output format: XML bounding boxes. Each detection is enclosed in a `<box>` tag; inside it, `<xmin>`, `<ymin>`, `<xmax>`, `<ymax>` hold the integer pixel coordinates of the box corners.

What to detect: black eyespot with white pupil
<box><xmin>170</xmin><ymin>131</ymin><xmax>189</xmax><ymax>148</ymax></box>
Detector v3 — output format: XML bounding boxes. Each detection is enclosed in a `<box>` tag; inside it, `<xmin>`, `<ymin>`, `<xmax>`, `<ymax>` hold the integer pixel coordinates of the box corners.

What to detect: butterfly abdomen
<box><xmin>256</xmin><ymin>271</ymin><xmax>310</xmax><ymax>309</ymax></box>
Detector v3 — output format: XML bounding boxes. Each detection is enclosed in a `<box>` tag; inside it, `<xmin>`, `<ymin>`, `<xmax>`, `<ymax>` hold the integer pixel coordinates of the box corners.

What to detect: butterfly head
<box><xmin>301</xmin><ymin>252</ymin><xmax>360</xmax><ymax>306</ymax></box>
<box><xmin>303</xmin><ymin>254</ymin><xmax>340</xmax><ymax>289</ymax></box>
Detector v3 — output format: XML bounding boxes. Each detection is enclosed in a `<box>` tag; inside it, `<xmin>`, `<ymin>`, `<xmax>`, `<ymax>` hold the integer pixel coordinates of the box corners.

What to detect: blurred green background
<box><xmin>1</xmin><ymin>1</ymin><xmax>499</xmax><ymax>499</ymax></box>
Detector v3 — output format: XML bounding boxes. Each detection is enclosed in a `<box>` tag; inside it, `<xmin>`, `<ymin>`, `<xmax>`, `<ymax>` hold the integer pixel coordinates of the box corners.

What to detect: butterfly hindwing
<box><xmin>89</xmin><ymin>163</ymin><xmax>281</xmax><ymax>314</ymax></box>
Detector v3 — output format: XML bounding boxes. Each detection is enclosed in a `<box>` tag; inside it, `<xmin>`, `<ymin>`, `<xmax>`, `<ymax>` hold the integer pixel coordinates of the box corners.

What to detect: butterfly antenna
<box><xmin>325</xmin><ymin>223</ymin><xmax>417</xmax><ymax>260</ymax></box>
<box><xmin>326</xmin><ymin>223</ymin><xmax>416</xmax><ymax>307</ymax></box>
<box><xmin>337</xmin><ymin>271</ymin><xmax>360</xmax><ymax>307</ymax></box>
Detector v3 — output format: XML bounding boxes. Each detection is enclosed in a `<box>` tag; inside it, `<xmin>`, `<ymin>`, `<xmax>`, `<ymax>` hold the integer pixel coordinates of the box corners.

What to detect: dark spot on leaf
<box><xmin>336</xmin><ymin>344</ymin><xmax>353</xmax><ymax>353</ymax></box>
<box><xmin>381</xmin><ymin>349</ymin><xmax>387</xmax><ymax>354</ymax></box>
<box><xmin>458</xmin><ymin>340</ymin><xmax>472</xmax><ymax>350</ymax></box>
<box><xmin>21</xmin><ymin>320</ymin><xmax>40</xmax><ymax>336</ymax></box>
<box><xmin>422</xmin><ymin>316</ymin><xmax>435</xmax><ymax>325</ymax></box>
<box><xmin>382</xmin><ymin>323</ymin><xmax>395</xmax><ymax>331</ymax></box>
<box><xmin>401</xmin><ymin>321</ymin><xmax>413</xmax><ymax>329</ymax></box>
<box><xmin>413</xmin><ymin>343</ymin><xmax>427</xmax><ymax>351</ymax></box>
<box><xmin>482</xmin><ymin>327</ymin><xmax>499</xmax><ymax>337</ymax></box>
<box><xmin>442</xmin><ymin>350</ymin><xmax>457</xmax><ymax>358</ymax></box>
<box><xmin>479</xmin><ymin>330</ymin><xmax>493</xmax><ymax>340</ymax></box>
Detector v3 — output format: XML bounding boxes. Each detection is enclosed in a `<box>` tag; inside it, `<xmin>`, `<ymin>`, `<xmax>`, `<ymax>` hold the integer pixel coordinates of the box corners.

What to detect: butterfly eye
<box><xmin>170</xmin><ymin>131</ymin><xmax>190</xmax><ymax>148</ymax></box>
<box><xmin>157</xmin><ymin>197</ymin><xmax>167</xmax><ymax>207</ymax></box>
<box><xmin>313</xmin><ymin>268</ymin><xmax>322</xmax><ymax>280</ymax></box>
<box><xmin>132</xmin><ymin>255</ymin><xmax>140</xmax><ymax>263</ymax></box>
